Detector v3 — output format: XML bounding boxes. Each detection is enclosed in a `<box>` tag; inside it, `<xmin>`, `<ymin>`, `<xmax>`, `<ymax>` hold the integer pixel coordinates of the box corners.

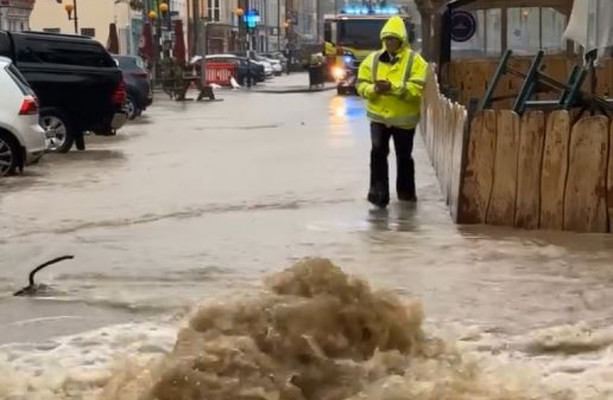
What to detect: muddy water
<box><xmin>1</xmin><ymin>78</ymin><xmax>613</xmax><ymax>399</ymax></box>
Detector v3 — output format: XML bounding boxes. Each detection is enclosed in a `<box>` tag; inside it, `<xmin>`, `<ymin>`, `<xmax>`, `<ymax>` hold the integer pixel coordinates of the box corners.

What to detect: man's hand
<box><xmin>374</xmin><ymin>80</ymin><xmax>392</xmax><ymax>94</ymax></box>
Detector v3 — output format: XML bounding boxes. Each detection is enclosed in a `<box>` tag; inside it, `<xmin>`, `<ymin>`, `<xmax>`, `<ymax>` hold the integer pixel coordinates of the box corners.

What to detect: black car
<box><xmin>0</xmin><ymin>30</ymin><xmax>127</xmax><ymax>152</ymax></box>
<box><xmin>204</xmin><ymin>54</ymin><xmax>265</xmax><ymax>85</ymax></box>
<box><xmin>113</xmin><ymin>54</ymin><xmax>152</xmax><ymax>120</ymax></box>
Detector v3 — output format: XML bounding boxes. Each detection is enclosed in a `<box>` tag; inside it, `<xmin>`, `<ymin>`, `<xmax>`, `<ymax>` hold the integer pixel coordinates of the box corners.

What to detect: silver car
<box><xmin>0</xmin><ymin>57</ymin><xmax>46</xmax><ymax>176</ymax></box>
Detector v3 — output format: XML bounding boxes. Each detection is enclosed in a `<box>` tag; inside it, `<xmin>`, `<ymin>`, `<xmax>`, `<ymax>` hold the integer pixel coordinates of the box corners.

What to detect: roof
<box><xmin>18</xmin><ymin>30</ymin><xmax>93</xmax><ymax>41</ymax></box>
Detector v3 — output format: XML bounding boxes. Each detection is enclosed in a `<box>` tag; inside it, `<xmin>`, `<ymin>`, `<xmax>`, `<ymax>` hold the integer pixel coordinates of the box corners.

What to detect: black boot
<box><xmin>398</xmin><ymin>192</ymin><xmax>417</xmax><ymax>202</ymax></box>
<box><xmin>75</xmin><ymin>132</ymin><xmax>86</xmax><ymax>151</ymax></box>
<box><xmin>368</xmin><ymin>184</ymin><xmax>390</xmax><ymax>208</ymax></box>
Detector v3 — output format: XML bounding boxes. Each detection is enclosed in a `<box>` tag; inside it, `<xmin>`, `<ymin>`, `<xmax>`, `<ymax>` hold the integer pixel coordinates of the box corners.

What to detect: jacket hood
<box><xmin>380</xmin><ymin>16</ymin><xmax>407</xmax><ymax>44</ymax></box>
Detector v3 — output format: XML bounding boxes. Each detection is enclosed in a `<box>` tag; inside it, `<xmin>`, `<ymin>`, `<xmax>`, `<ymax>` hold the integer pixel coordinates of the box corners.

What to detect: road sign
<box><xmin>450</xmin><ymin>10</ymin><xmax>476</xmax><ymax>42</ymax></box>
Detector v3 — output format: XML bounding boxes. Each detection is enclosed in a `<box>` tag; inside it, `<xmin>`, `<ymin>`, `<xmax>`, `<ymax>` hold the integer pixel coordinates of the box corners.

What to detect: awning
<box><xmin>563</xmin><ymin>0</ymin><xmax>613</xmax><ymax>64</ymax></box>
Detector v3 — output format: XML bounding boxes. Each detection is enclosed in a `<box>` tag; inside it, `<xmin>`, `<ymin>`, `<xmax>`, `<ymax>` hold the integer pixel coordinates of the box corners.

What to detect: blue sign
<box><xmin>450</xmin><ymin>10</ymin><xmax>476</xmax><ymax>42</ymax></box>
<box><xmin>243</xmin><ymin>8</ymin><xmax>260</xmax><ymax>29</ymax></box>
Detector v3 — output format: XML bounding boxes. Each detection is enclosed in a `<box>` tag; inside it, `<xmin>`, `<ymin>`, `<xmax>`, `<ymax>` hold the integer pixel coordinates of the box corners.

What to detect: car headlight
<box><xmin>332</xmin><ymin>66</ymin><xmax>346</xmax><ymax>80</ymax></box>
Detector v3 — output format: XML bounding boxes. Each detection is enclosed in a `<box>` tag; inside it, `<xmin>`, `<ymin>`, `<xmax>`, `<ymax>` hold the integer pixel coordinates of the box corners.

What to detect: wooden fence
<box><xmin>421</xmin><ymin>63</ymin><xmax>613</xmax><ymax>233</ymax></box>
<box><xmin>421</xmin><ymin>64</ymin><xmax>468</xmax><ymax>222</ymax></box>
<box><xmin>460</xmin><ymin>110</ymin><xmax>613</xmax><ymax>232</ymax></box>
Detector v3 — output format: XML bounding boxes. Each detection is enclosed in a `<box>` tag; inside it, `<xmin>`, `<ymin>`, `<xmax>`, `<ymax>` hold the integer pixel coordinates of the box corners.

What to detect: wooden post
<box><xmin>416</xmin><ymin>0</ymin><xmax>434</xmax><ymax>60</ymax></box>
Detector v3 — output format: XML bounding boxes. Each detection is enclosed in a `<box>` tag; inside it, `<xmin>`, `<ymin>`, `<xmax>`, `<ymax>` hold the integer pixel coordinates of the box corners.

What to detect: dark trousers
<box><xmin>369</xmin><ymin>122</ymin><xmax>416</xmax><ymax>205</ymax></box>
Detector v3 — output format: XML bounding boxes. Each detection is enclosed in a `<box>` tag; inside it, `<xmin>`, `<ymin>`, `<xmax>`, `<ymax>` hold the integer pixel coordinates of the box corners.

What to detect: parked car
<box><xmin>262</xmin><ymin>52</ymin><xmax>289</xmax><ymax>73</ymax></box>
<box><xmin>113</xmin><ymin>54</ymin><xmax>152</xmax><ymax>120</ymax></box>
<box><xmin>257</xmin><ymin>54</ymin><xmax>283</xmax><ymax>75</ymax></box>
<box><xmin>0</xmin><ymin>56</ymin><xmax>46</xmax><ymax>177</ymax></box>
<box><xmin>0</xmin><ymin>31</ymin><xmax>128</xmax><ymax>153</ymax></box>
<box><xmin>229</xmin><ymin>52</ymin><xmax>274</xmax><ymax>79</ymax></box>
<box><xmin>204</xmin><ymin>54</ymin><xmax>265</xmax><ymax>85</ymax></box>
<box><xmin>252</xmin><ymin>56</ymin><xmax>274</xmax><ymax>78</ymax></box>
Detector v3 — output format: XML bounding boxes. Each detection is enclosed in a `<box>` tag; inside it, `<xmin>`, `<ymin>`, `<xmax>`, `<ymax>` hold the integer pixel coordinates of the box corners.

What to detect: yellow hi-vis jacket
<box><xmin>357</xmin><ymin>16</ymin><xmax>428</xmax><ymax>130</ymax></box>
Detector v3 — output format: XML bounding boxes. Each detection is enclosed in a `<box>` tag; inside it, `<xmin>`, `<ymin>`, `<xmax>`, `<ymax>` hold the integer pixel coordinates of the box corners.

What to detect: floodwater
<box><xmin>1</xmin><ymin>75</ymin><xmax>613</xmax><ymax>399</ymax></box>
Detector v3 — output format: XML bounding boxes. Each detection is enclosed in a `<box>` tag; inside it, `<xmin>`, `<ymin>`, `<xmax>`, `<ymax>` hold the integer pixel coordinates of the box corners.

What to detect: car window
<box><xmin>116</xmin><ymin>56</ymin><xmax>144</xmax><ymax>70</ymax></box>
<box><xmin>5</xmin><ymin>63</ymin><xmax>34</xmax><ymax>95</ymax></box>
<box><xmin>15</xmin><ymin>37</ymin><xmax>116</xmax><ymax>68</ymax></box>
<box><xmin>0</xmin><ymin>32</ymin><xmax>11</xmax><ymax>58</ymax></box>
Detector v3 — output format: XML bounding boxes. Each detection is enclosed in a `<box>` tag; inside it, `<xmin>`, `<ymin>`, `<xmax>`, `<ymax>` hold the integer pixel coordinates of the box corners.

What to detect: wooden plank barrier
<box><xmin>540</xmin><ymin>111</ymin><xmax>570</xmax><ymax>231</ymax></box>
<box><xmin>609</xmin><ymin>122</ymin><xmax>613</xmax><ymax>230</ymax></box>
<box><xmin>485</xmin><ymin>110</ymin><xmax>520</xmax><ymax>226</ymax></box>
<box><xmin>422</xmin><ymin>62</ymin><xmax>613</xmax><ymax>233</ymax></box>
<box><xmin>420</xmin><ymin>64</ymin><xmax>468</xmax><ymax>222</ymax></box>
<box><xmin>564</xmin><ymin>116</ymin><xmax>609</xmax><ymax>233</ymax></box>
<box><xmin>515</xmin><ymin>111</ymin><xmax>546</xmax><ymax>229</ymax></box>
<box><xmin>459</xmin><ymin>110</ymin><xmax>496</xmax><ymax>224</ymax></box>
<box><xmin>449</xmin><ymin>105</ymin><xmax>467</xmax><ymax>220</ymax></box>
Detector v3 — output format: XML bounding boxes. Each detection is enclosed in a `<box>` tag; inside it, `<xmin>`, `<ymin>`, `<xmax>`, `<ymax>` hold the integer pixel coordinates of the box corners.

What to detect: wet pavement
<box><xmin>1</xmin><ymin>73</ymin><xmax>613</xmax><ymax>398</ymax></box>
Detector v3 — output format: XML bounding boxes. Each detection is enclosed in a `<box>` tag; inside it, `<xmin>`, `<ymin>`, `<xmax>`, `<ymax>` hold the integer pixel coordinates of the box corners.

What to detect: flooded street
<box><xmin>1</xmin><ymin>75</ymin><xmax>613</xmax><ymax>399</ymax></box>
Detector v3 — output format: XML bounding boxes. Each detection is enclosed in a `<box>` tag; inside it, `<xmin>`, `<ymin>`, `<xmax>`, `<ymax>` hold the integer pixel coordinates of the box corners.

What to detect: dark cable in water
<box><xmin>13</xmin><ymin>255</ymin><xmax>75</xmax><ymax>296</ymax></box>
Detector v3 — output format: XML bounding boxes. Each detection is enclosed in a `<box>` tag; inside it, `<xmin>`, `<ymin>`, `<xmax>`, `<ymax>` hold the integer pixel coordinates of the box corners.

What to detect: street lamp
<box><xmin>62</xmin><ymin>0</ymin><xmax>78</xmax><ymax>34</ymax></box>
<box><xmin>235</xmin><ymin>7</ymin><xmax>245</xmax><ymax>53</ymax></box>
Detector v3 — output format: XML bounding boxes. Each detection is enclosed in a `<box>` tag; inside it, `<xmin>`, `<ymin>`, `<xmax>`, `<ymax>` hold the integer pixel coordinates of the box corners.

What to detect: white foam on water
<box><xmin>0</xmin><ymin>259</ymin><xmax>612</xmax><ymax>400</ymax></box>
<box><xmin>0</xmin><ymin>321</ymin><xmax>176</xmax><ymax>400</ymax></box>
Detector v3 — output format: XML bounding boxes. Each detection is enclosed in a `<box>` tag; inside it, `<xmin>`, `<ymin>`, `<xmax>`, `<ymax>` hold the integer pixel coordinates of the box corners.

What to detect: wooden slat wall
<box><xmin>540</xmin><ymin>111</ymin><xmax>570</xmax><ymax>230</ymax></box>
<box><xmin>564</xmin><ymin>116</ymin><xmax>609</xmax><ymax>233</ymax></box>
<box><xmin>420</xmin><ymin>64</ymin><xmax>468</xmax><ymax>222</ymax></box>
<box><xmin>458</xmin><ymin>110</ymin><xmax>613</xmax><ymax>233</ymax></box>
<box><xmin>608</xmin><ymin>122</ymin><xmax>613</xmax><ymax>230</ymax></box>
<box><xmin>485</xmin><ymin>110</ymin><xmax>519</xmax><ymax>226</ymax></box>
<box><xmin>448</xmin><ymin>57</ymin><xmax>613</xmax><ymax>107</ymax></box>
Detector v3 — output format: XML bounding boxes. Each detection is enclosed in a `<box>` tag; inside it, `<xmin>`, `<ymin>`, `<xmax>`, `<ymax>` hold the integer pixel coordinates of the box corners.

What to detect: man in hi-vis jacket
<box><xmin>357</xmin><ymin>15</ymin><xmax>428</xmax><ymax>208</ymax></box>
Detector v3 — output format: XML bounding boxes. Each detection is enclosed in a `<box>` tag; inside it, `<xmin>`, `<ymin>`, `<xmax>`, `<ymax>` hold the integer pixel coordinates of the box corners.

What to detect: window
<box><xmin>6</xmin><ymin>63</ymin><xmax>35</xmax><ymax>95</ymax></box>
<box><xmin>207</xmin><ymin>0</ymin><xmax>220</xmax><ymax>22</ymax></box>
<box><xmin>540</xmin><ymin>8</ymin><xmax>567</xmax><ymax>54</ymax></box>
<box><xmin>485</xmin><ymin>9</ymin><xmax>502</xmax><ymax>55</ymax></box>
<box><xmin>43</xmin><ymin>28</ymin><xmax>61</xmax><ymax>33</ymax></box>
<box><xmin>507</xmin><ymin>7</ymin><xmax>566</xmax><ymax>55</ymax></box>
<box><xmin>81</xmin><ymin>28</ymin><xmax>96</xmax><ymax>38</ymax></box>
<box><xmin>451</xmin><ymin>10</ymin><xmax>486</xmax><ymax>58</ymax></box>
<box><xmin>15</xmin><ymin>37</ymin><xmax>116</xmax><ymax>68</ymax></box>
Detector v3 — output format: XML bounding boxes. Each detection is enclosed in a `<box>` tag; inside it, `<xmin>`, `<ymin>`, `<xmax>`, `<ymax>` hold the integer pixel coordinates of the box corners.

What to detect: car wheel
<box><xmin>125</xmin><ymin>96</ymin><xmax>138</xmax><ymax>120</ymax></box>
<box><xmin>0</xmin><ymin>131</ymin><xmax>19</xmax><ymax>177</ymax></box>
<box><xmin>40</xmin><ymin>109</ymin><xmax>74</xmax><ymax>153</ymax></box>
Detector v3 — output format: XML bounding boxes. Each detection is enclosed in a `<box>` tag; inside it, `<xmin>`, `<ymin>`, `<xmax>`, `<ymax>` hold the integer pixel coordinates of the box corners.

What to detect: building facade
<box><xmin>29</xmin><ymin>0</ymin><xmax>188</xmax><ymax>56</ymax></box>
<box><xmin>198</xmin><ymin>0</ymin><xmax>290</xmax><ymax>54</ymax></box>
<box><xmin>0</xmin><ymin>0</ymin><xmax>34</xmax><ymax>32</ymax></box>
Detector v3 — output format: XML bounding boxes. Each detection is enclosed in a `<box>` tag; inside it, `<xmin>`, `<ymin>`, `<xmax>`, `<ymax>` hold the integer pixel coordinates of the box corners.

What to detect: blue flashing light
<box><xmin>341</xmin><ymin>4</ymin><xmax>399</xmax><ymax>15</ymax></box>
<box><xmin>343</xmin><ymin>55</ymin><xmax>353</xmax><ymax>65</ymax></box>
<box><xmin>243</xmin><ymin>8</ymin><xmax>260</xmax><ymax>28</ymax></box>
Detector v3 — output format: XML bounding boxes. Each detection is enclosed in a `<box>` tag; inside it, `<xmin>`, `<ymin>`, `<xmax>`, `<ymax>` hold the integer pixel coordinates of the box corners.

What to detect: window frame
<box><xmin>450</xmin><ymin>5</ymin><xmax>570</xmax><ymax>59</ymax></box>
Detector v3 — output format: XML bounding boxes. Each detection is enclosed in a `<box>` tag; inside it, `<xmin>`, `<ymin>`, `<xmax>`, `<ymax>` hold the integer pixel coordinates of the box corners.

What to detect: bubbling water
<box><xmin>99</xmin><ymin>258</ymin><xmax>542</xmax><ymax>400</ymax></box>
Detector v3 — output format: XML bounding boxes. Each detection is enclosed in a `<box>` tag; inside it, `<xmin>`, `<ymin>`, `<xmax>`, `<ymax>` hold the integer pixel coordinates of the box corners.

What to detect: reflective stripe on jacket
<box><xmin>356</xmin><ymin>16</ymin><xmax>428</xmax><ymax>130</ymax></box>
